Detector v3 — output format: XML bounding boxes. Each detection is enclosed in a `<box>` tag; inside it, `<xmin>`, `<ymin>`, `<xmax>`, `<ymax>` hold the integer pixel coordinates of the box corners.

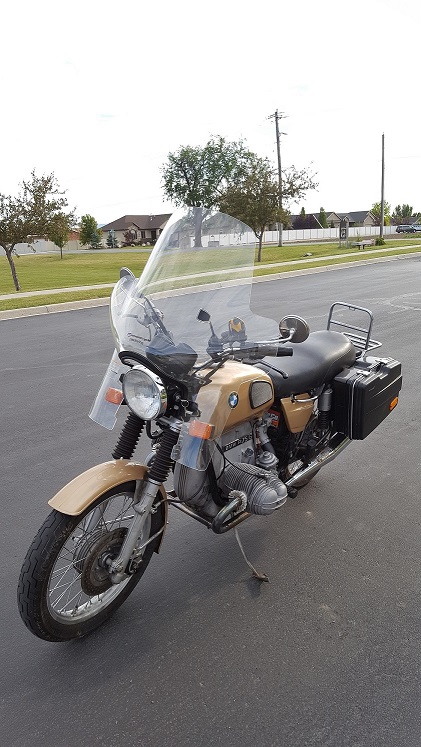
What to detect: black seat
<box><xmin>256</xmin><ymin>330</ymin><xmax>357</xmax><ymax>398</ymax></box>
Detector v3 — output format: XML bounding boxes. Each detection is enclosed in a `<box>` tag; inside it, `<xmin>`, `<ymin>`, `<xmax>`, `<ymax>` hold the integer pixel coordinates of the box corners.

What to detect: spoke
<box><xmin>105</xmin><ymin>494</ymin><xmax>133</xmax><ymax>532</ymax></box>
<box><xmin>56</xmin><ymin>585</ymin><xmax>95</xmax><ymax>615</ymax></box>
<box><xmin>50</xmin><ymin>571</ymin><xmax>82</xmax><ymax>609</ymax></box>
<box><xmin>95</xmin><ymin>503</ymin><xmax>110</xmax><ymax>534</ymax></box>
<box><xmin>51</xmin><ymin>560</ymin><xmax>77</xmax><ymax>577</ymax></box>
<box><xmin>50</xmin><ymin>564</ymin><xmax>75</xmax><ymax>594</ymax></box>
<box><xmin>71</xmin><ymin>591</ymin><xmax>85</xmax><ymax>615</ymax></box>
<box><xmin>50</xmin><ymin>577</ymin><xmax>85</xmax><ymax>594</ymax></box>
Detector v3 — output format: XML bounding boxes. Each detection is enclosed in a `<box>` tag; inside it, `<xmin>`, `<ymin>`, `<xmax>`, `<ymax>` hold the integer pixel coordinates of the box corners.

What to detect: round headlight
<box><xmin>123</xmin><ymin>365</ymin><xmax>167</xmax><ymax>420</ymax></box>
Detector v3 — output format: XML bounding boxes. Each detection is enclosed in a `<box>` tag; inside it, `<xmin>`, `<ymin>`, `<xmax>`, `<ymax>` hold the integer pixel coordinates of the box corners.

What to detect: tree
<box><xmin>80</xmin><ymin>215</ymin><xmax>103</xmax><ymax>249</ymax></box>
<box><xmin>48</xmin><ymin>213</ymin><xmax>72</xmax><ymax>259</ymax></box>
<box><xmin>371</xmin><ymin>201</ymin><xmax>391</xmax><ymax>226</ymax></box>
<box><xmin>392</xmin><ymin>204</ymin><xmax>419</xmax><ymax>225</ymax></box>
<box><xmin>106</xmin><ymin>230</ymin><xmax>118</xmax><ymax>248</ymax></box>
<box><xmin>281</xmin><ymin>166</ymin><xmax>318</xmax><ymax>204</ymax></box>
<box><xmin>219</xmin><ymin>153</ymin><xmax>317</xmax><ymax>260</ymax></box>
<box><xmin>0</xmin><ymin>170</ymin><xmax>75</xmax><ymax>290</ymax></box>
<box><xmin>318</xmin><ymin>207</ymin><xmax>328</xmax><ymax>228</ymax></box>
<box><xmin>219</xmin><ymin>156</ymin><xmax>282</xmax><ymax>261</ymax></box>
<box><xmin>161</xmin><ymin>135</ymin><xmax>252</xmax><ymax>245</ymax></box>
<box><xmin>293</xmin><ymin>208</ymin><xmax>320</xmax><ymax>230</ymax></box>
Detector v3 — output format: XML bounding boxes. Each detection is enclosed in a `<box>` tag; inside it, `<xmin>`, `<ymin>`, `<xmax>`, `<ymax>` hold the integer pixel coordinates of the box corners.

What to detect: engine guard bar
<box><xmin>168</xmin><ymin>491</ymin><xmax>251</xmax><ymax>534</ymax></box>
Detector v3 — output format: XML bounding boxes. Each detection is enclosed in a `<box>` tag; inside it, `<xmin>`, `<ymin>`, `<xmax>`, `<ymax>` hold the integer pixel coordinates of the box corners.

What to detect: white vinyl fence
<box><xmin>262</xmin><ymin>225</ymin><xmax>396</xmax><ymax>243</ymax></box>
<box><xmin>0</xmin><ymin>225</ymin><xmax>402</xmax><ymax>255</ymax></box>
<box><xmin>0</xmin><ymin>239</ymin><xmax>82</xmax><ymax>255</ymax></box>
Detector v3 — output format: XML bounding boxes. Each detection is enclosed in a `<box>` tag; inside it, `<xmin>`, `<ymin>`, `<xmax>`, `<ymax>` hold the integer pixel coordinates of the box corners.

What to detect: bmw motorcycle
<box><xmin>18</xmin><ymin>208</ymin><xmax>402</xmax><ymax>641</ymax></box>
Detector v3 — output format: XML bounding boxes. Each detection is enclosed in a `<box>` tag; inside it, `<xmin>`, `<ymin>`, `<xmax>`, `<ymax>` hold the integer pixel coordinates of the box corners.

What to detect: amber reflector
<box><xmin>105</xmin><ymin>388</ymin><xmax>124</xmax><ymax>405</ymax></box>
<box><xmin>389</xmin><ymin>397</ymin><xmax>399</xmax><ymax>411</ymax></box>
<box><xmin>188</xmin><ymin>420</ymin><xmax>214</xmax><ymax>439</ymax></box>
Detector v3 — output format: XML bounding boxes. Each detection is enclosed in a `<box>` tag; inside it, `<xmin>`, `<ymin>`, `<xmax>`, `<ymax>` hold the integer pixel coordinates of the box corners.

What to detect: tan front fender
<box><xmin>48</xmin><ymin>460</ymin><xmax>168</xmax><ymax>548</ymax></box>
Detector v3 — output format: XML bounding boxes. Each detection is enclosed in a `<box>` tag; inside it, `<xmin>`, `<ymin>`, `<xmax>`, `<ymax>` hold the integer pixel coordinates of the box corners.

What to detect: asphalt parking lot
<box><xmin>1</xmin><ymin>255</ymin><xmax>421</xmax><ymax>747</ymax></box>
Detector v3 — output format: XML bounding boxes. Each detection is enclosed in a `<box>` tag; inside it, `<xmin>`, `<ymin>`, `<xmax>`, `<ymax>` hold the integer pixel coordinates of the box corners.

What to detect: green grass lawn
<box><xmin>0</xmin><ymin>251</ymin><xmax>152</xmax><ymax>294</ymax></box>
<box><xmin>257</xmin><ymin>238</ymin><xmax>421</xmax><ymax>264</ymax></box>
<box><xmin>1</xmin><ymin>238</ymin><xmax>421</xmax><ymax>312</ymax></box>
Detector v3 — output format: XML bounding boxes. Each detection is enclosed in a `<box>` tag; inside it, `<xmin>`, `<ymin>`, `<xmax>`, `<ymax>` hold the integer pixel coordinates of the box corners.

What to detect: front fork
<box><xmin>108</xmin><ymin>418</ymin><xmax>181</xmax><ymax>584</ymax></box>
<box><xmin>108</xmin><ymin>478</ymin><xmax>162</xmax><ymax>583</ymax></box>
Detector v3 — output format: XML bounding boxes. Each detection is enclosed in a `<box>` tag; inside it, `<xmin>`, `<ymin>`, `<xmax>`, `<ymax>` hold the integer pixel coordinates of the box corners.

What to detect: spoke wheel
<box><xmin>18</xmin><ymin>481</ymin><xmax>165</xmax><ymax>641</ymax></box>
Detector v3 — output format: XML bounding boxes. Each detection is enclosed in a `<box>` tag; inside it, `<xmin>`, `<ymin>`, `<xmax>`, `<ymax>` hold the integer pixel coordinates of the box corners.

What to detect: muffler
<box><xmin>285</xmin><ymin>434</ymin><xmax>350</xmax><ymax>489</ymax></box>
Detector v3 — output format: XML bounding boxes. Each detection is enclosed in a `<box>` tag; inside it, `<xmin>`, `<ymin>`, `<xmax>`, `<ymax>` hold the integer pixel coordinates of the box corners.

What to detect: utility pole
<box><xmin>380</xmin><ymin>133</ymin><xmax>385</xmax><ymax>241</ymax></box>
<box><xmin>268</xmin><ymin>110</ymin><xmax>287</xmax><ymax>246</ymax></box>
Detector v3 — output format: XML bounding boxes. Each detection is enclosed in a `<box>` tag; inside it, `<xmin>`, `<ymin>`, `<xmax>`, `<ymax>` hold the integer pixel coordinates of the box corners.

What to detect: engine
<box><xmin>173</xmin><ymin>420</ymin><xmax>287</xmax><ymax>517</ymax></box>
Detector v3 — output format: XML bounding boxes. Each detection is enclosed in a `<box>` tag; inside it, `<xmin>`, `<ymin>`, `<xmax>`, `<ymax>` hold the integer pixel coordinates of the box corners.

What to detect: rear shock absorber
<box><xmin>112</xmin><ymin>412</ymin><xmax>145</xmax><ymax>460</ymax></box>
<box><xmin>318</xmin><ymin>386</ymin><xmax>332</xmax><ymax>431</ymax></box>
<box><xmin>147</xmin><ymin>424</ymin><xmax>181</xmax><ymax>484</ymax></box>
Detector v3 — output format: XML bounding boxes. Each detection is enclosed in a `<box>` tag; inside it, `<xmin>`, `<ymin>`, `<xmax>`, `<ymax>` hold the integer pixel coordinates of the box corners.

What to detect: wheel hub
<box><xmin>74</xmin><ymin>528</ymin><xmax>127</xmax><ymax>596</ymax></box>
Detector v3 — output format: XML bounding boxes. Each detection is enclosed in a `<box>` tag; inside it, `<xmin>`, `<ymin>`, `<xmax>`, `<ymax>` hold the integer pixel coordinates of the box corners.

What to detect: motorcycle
<box><xmin>17</xmin><ymin>208</ymin><xmax>403</xmax><ymax>641</ymax></box>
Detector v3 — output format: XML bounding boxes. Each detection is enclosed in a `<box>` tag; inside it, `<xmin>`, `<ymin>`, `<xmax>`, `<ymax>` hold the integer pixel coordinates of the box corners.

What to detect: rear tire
<box><xmin>17</xmin><ymin>481</ymin><xmax>164</xmax><ymax>642</ymax></box>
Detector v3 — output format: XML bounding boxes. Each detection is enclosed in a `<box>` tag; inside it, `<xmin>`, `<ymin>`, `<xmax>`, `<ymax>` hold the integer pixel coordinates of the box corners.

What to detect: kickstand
<box><xmin>234</xmin><ymin>527</ymin><xmax>269</xmax><ymax>582</ymax></box>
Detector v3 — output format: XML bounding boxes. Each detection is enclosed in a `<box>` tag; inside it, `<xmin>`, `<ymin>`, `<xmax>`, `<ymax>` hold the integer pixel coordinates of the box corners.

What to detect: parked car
<box><xmin>396</xmin><ymin>224</ymin><xmax>419</xmax><ymax>233</ymax></box>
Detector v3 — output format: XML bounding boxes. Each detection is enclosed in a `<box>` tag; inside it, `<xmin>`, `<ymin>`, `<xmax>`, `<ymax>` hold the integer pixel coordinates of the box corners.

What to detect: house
<box><xmin>100</xmin><ymin>214</ymin><xmax>172</xmax><ymax>246</ymax></box>
<box><xmin>326</xmin><ymin>211</ymin><xmax>376</xmax><ymax>228</ymax></box>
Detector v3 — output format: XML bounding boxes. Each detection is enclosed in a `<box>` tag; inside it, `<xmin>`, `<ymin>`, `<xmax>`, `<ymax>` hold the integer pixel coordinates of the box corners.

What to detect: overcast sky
<box><xmin>1</xmin><ymin>0</ymin><xmax>420</xmax><ymax>224</ymax></box>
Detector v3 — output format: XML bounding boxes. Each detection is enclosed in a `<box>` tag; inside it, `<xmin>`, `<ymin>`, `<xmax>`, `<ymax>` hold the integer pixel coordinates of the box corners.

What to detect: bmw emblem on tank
<box><xmin>228</xmin><ymin>392</ymin><xmax>239</xmax><ymax>408</ymax></box>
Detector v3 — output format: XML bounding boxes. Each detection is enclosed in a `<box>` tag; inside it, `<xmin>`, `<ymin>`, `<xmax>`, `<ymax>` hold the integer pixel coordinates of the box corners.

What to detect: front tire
<box><xmin>17</xmin><ymin>481</ymin><xmax>164</xmax><ymax>642</ymax></box>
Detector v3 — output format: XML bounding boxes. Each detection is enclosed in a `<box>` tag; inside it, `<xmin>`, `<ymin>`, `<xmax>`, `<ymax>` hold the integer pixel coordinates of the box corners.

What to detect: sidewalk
<box><xmin>0</xmin><ymin>283</ymin><xmax>114</xmax><ymax>301</ymax></box>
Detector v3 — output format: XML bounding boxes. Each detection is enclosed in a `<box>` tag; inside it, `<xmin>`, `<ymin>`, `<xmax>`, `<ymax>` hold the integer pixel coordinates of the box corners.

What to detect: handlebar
<box><xmin>235</xmin><ymin>343</ymin><xmax>293</xmax><ymax>359</ymax></box>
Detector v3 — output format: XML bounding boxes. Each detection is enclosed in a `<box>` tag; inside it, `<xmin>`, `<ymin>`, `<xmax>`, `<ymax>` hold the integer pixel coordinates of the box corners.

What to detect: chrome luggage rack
<box><xmin>327</xmin><ymin>302</ymin><xmax>382</xmax><ymax>353</ymax></box>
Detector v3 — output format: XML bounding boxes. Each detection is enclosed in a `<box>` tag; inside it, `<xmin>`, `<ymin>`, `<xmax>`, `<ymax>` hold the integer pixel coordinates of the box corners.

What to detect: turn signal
<box><xmin>188</xmin><ymin>420</ymin><xmax>214</xmax><ymax>439</ymax></box>
<box><xmin>105</xmin><ymin>388</ymin><xmax>124</xmax><ymax>405</ymax></box>
<box><xmin>389</xmin><ymin>396</ymin><xmax>399</xmax><ymax>411</ymax></box>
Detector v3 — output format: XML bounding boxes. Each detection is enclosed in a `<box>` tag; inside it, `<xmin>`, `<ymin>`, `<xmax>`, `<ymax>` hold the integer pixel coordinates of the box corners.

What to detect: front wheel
<box><xmin>17</xmin><ymin>481</ymin><xmax>165</xmax><ymax>642</ymax></box>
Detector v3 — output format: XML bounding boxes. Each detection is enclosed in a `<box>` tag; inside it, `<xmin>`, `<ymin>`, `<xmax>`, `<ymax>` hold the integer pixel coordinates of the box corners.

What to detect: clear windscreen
<box><xmin>110</xmin><ymin>208</ymin><xmax>279</xmax><ymax>378</ymax></box>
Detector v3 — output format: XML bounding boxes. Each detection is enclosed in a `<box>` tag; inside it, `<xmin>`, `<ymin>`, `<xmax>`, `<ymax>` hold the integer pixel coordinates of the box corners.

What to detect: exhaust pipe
<box><xmin>286</xmin><ymin>434</ymin><xmax>351</xmax><ymax>489</ymax></box>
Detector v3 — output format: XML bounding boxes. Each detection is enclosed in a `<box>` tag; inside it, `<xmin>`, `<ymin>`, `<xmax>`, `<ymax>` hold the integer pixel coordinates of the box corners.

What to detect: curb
<box><xmin>0</xmin><ymin>250</ymin><xmax>419</xmax><ymax>322</ymax></box>
<box><xmin>0</xmin><ymin>296</ymin><xmax>109</xmax><ymax>321</ymax></box>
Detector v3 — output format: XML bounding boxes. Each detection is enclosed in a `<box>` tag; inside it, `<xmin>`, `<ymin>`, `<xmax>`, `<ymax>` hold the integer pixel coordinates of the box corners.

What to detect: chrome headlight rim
<box><xmin>122</xmin><ymin>364</ymin><xmax>167</xmax><ymax>421</ymax></box>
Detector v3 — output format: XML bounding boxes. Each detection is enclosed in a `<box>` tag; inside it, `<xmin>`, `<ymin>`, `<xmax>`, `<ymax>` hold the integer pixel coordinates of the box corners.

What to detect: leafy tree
<box><xmin>371</xmin><ymin>201</ymin><xmax>391</xmax><ymax>226</ymax></box>
<box><xmin>219</xmin><ymin>156</ymin><xmax>282</xmax><ymax>261</ymax></box>
<box><xmin>106</xmin><ymin>230</ymin><xmax>118</xmax><ymax>248</ymax></box>
<box><xmin>282</xmin><ymin>167</ymin><xmax>318</xmax><ymax>204</ymax></box>
<box><xmin>162</xmin><ymin>135</ymin><xmax>253</xmax><ymax>245</ymax></box>
<box><xmin>293</xmin><ymin>210</ymin><xmax>320</xmax><ymax>230</ymax></box>
<box><xmin>122</xmin><ymin>229</ymin><xmax>137</xmax><ymax>246</ymax></box>
<box><xmin>392</xmin><ymin>204</ymin><xmax>419</xmax><ymax>225</ymax></box>
<box><xmin>80</xmin><ymin>214</ymin><xmax>102</xmax><ymax>249</ymax></box>
<box><xmin>0</xmin><ymin>170</ymin><xmax>75</xmax><ymax>290</ymax></box>
<box><xmin>318</xmin><ymin>207</ymin><xmax>328</xmax><ymax>228</ymax></box>
<box><xmin>219</xmin><ymin>152</ymin><xmax>318</xmax><ymax>260</ymax></box>
<box><xmin>48</xmin><ymin>213</ymin><xmax>72</xmax><ymax>259</ymax></box>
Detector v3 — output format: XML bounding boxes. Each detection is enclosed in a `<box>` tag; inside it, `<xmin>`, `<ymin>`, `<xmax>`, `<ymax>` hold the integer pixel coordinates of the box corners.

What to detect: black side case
<box><xmin>332</xmin><ymin>357</ymin><xmax>402</xmax><ymax>439</ymax></box>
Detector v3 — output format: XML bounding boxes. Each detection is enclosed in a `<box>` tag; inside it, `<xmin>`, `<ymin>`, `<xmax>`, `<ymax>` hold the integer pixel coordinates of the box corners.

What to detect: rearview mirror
<box><xmin>120</xmin><ymin>267</ymin><xmax>135</xmax><ymax>280</ymax></box>
<box><xmin>279</xmin><ymin>315</ymin><xmax>310</xmax><ymax>343</ymax></box>
<box><xmin>197</xmin><ymin>309</ymin><xmax>211</xmax><ymax>323</ymax></box>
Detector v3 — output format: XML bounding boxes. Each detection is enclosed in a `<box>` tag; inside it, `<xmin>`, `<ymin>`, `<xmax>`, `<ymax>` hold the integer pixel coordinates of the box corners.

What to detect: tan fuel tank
<box><xmin>195</xmin><ymin>360</ymin><xmax>274</xmax><ymax>436</ymax></box>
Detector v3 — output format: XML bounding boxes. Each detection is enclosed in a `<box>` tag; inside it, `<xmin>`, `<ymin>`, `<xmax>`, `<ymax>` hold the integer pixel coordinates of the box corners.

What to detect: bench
<box><xmin>351</xmin><ymin>240</ymin><xmax>374</xmax><ymax>250</ymax></box>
